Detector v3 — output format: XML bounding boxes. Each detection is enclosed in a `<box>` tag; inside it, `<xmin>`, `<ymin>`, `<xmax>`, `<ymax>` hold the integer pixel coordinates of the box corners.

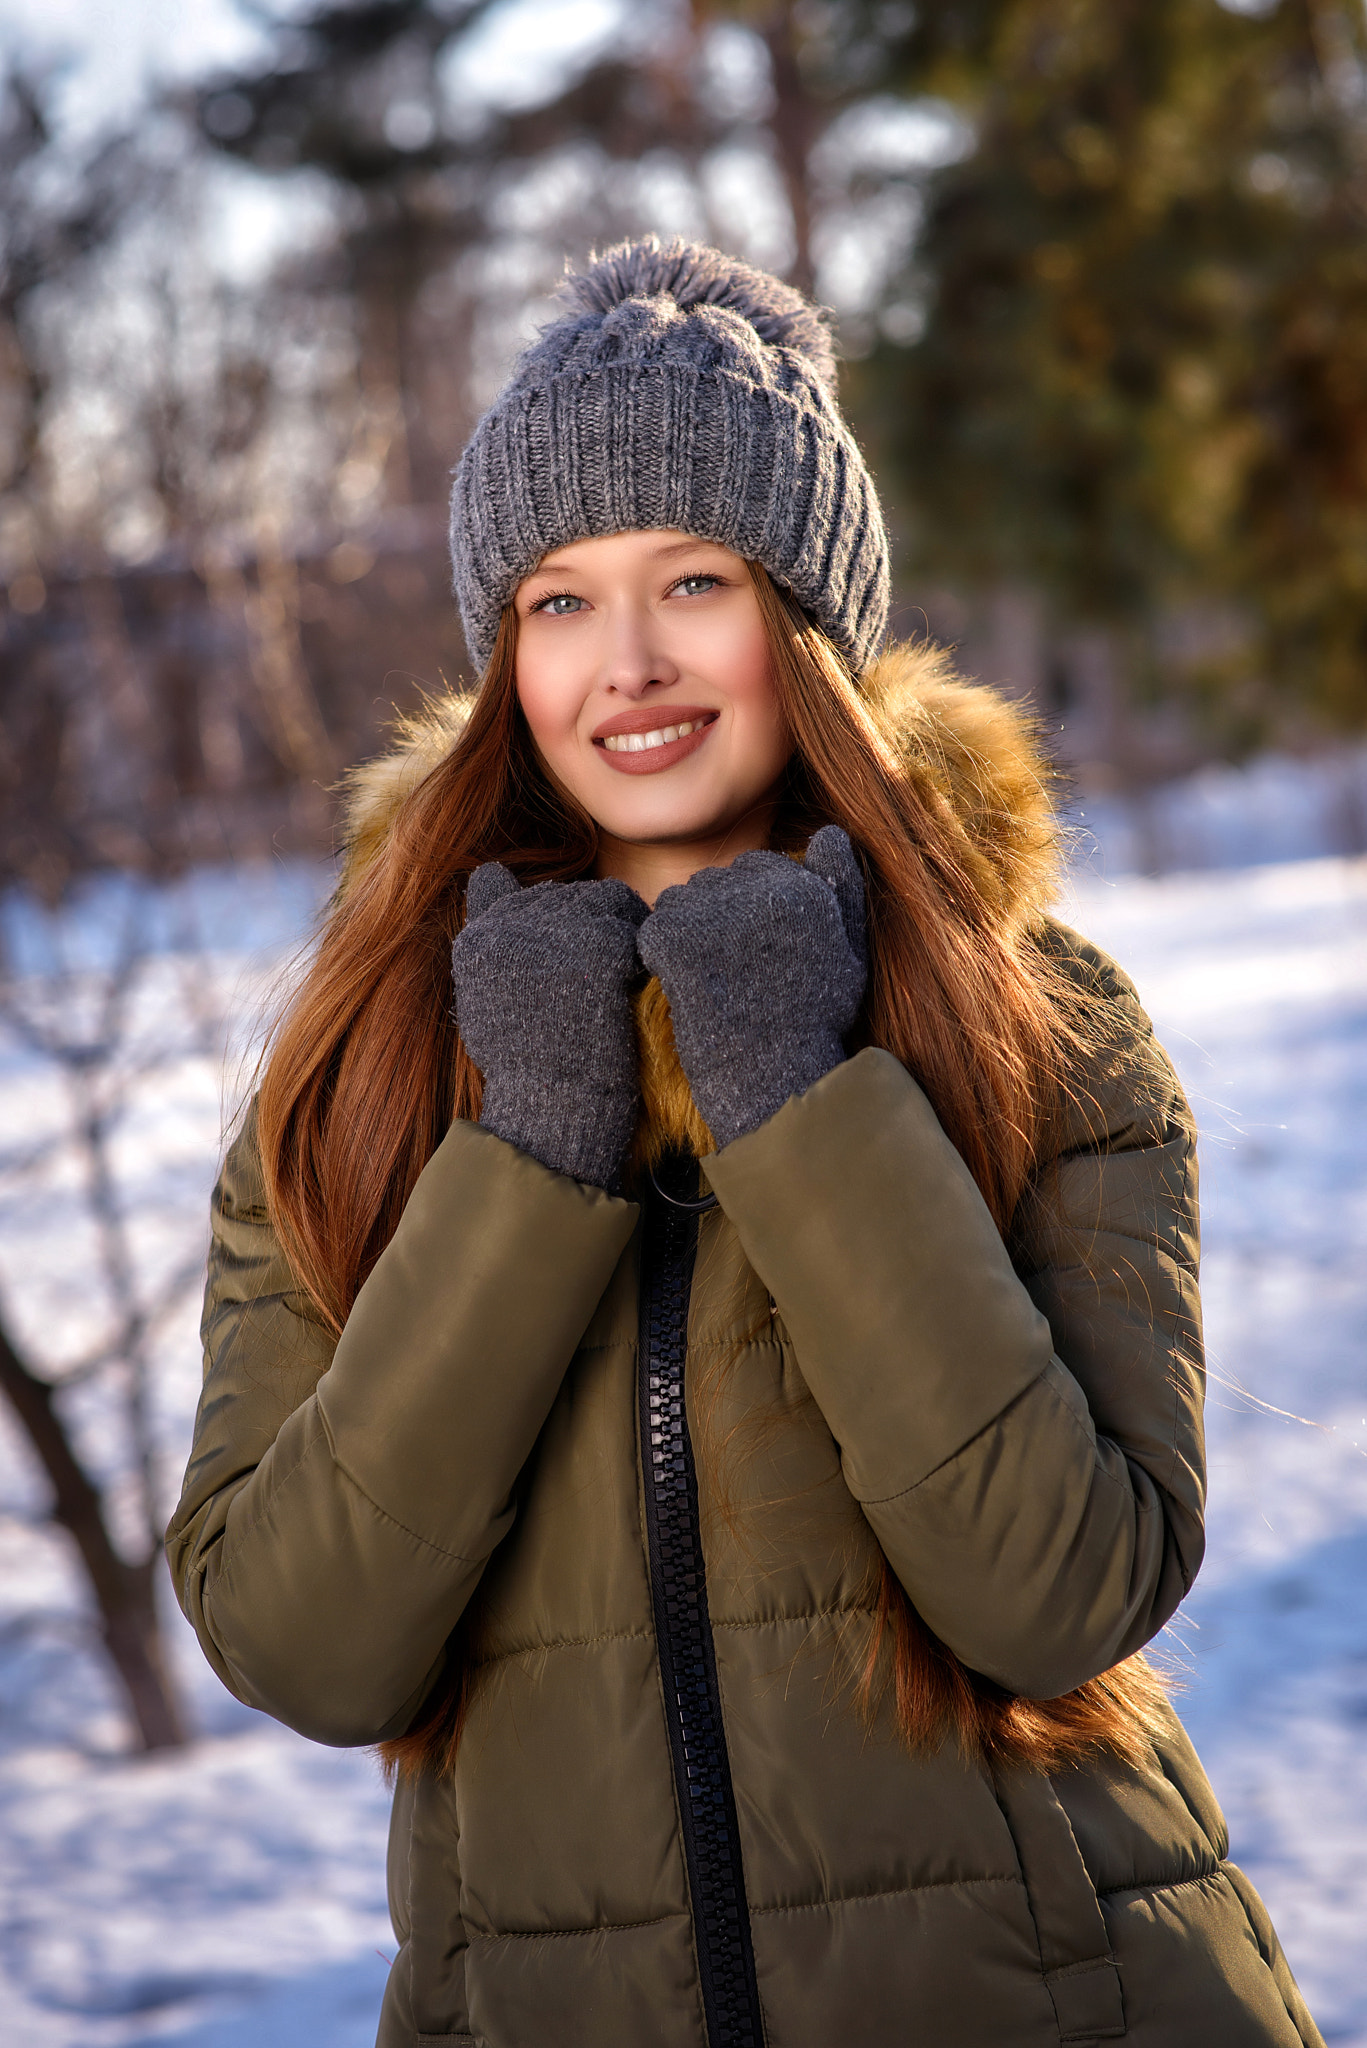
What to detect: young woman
<box><xmin>169</xmin><ymin>239</ymin><xmax>1320</xmax><ymax>2048</ymax></box>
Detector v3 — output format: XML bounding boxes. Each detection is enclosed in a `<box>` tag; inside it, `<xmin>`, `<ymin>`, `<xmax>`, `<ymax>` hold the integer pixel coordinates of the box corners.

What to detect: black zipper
<box><xmin>638</xmin><ymin>1151</ymin><xmax>764</xmax><ymax>2048</ymax></box>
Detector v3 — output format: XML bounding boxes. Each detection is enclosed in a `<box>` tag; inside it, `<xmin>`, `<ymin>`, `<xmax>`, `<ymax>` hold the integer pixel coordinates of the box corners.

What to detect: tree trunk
<box><xmin>761</xmin><ymin>7</ymin><xmax>820</xmax><ymax>298</ymax></box>
<box><xmin>0</xmin><ymin>1309</ymin><xmax>187</xmax><ymax>1750</ymax></box>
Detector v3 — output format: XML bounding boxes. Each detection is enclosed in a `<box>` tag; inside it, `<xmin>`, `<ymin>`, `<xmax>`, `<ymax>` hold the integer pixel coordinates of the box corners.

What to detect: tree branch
<box><xmin>0</xmin><ymin>1300</ymin><xmax>186</xmax><ymax>1749</ymax></box>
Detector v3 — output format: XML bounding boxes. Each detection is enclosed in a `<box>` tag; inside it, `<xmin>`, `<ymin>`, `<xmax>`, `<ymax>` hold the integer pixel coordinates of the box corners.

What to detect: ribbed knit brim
<box><xmin>448</xmin><ymin>239</ymin><xmax>891</xmax><ymax>673</ymax></box>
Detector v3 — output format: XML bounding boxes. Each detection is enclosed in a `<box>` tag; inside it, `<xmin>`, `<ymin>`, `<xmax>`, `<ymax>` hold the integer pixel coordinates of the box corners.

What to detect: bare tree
<box><xmin>0</xmin><ymin>888</ymin><xmax>233</xmax><ymax>1750</ymax></box>
<box><xmin>0</xmin><ymin>66</ymin><xmax>164</xmax><ymax>567</ymax></box>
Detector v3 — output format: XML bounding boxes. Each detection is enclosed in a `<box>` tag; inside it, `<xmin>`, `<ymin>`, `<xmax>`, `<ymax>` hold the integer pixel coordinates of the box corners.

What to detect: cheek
<box><xmin>515</xmin><ymin>652</ymin><xmax>581</xmax><ymax>766</ymax></box>
<box><xmin>723</xmin><ymin>636</ymin><xmax>789</xmax><ymax>775</ymax></box>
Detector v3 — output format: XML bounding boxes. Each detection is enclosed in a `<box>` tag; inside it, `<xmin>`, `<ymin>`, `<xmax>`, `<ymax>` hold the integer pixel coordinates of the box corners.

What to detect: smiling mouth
<box><xmin>599</xmin><ymin>716</ymin><xmax>714</xmax><ymax>756</ymax></box>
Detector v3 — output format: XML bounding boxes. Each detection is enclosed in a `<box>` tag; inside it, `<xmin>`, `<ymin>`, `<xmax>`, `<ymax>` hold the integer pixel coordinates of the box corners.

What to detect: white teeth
<box><xmin>603</xmin><ymin>718</ymin><xmax>706</xmax><ymax>754</ymax></box>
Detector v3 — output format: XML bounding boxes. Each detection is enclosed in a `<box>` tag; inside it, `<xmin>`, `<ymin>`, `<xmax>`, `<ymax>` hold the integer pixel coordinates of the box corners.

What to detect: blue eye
<box><xmin>676</xmin><ymin>575</ymin><xmax>718</xmax><ymax>596</ymax></box>
<box><xmin>536</xmin><ymin>592</ymin><xmax>584</xmax><ymax>615</ymax></box>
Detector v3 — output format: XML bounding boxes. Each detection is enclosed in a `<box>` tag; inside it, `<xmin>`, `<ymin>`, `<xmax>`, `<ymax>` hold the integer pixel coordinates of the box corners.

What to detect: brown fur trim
<box><xmin>860</xmin><ymin>641</ymin><xmax>1061</xmax><ymax>927</ymax></box>
<box><xmin>630</xmin><ymin>977</ymin><xmax>714</xmax><ymax>1173</ymax></box>
<box><xmin>335</xmin><ymin>691</ymin><xmax>475</xmax><ymax>895</ymax></box>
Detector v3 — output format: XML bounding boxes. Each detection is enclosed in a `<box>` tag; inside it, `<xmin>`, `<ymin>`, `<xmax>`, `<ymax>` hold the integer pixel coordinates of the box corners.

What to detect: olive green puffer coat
<box><xmin>167</xmin><ymin>664</ymin><xmax>1321</xmax><ymax>2048</ymax></box>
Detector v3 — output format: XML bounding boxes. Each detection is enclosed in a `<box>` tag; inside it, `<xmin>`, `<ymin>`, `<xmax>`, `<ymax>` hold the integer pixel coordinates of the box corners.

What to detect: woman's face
<box><xmin>513</xmin><ymin>530</ymin><xmax>791</xmax><ymax>879</ymax></box>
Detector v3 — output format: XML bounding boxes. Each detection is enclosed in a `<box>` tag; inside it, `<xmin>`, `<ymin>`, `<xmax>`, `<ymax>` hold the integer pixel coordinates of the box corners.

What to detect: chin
<box><xmin>600</xmin><ymin>814</ymin><xmax>725</xmax><ymax>848</ymax></box>
<box><xmin>594</xmin><ymin>794</ymin><xmax>747</xmax><ymax>846</ymax></box>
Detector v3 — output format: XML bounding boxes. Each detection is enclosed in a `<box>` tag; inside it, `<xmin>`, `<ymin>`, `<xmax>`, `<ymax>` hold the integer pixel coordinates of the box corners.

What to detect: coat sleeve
<box><xmin>701</xmin><ymin>925</ymin><xmax>1204</xmax><ymax>1701</ymax></box>
<box><xmin>166</xmin><ymin>1104</ymin><xmax>639</xmax><ymax>1746</ymax></box>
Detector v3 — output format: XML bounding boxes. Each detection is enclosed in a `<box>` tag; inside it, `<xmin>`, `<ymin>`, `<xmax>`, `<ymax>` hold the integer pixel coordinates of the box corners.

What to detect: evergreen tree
<box><xmin>857</xmin><ymin>0</ymin><xmax>1367</xmax><ymax>738</ymax></box>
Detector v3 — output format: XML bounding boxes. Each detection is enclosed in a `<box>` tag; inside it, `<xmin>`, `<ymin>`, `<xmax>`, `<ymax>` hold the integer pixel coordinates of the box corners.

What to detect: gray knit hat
<box><xmin>448</xmin><ymin>237</ymin><xmax>890</xmax><ymax>674</ymax></box>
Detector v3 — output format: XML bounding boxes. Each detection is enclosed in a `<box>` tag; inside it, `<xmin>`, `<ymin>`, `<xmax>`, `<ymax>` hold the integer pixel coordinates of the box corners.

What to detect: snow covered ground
<box><xmin>0</xmin><ymin>845</ymin><xmax>1363</xmax><ymax>2045</ymax></box>
<box><xmin>1078</xmin><ymin>743</ymin><xmax>1367</xmax><ymax>876</ymax></box>
<box><xmin>1057</xmin><ymin>854</ymin><xmax>1367</xmax><ymax>2043</ymax></box>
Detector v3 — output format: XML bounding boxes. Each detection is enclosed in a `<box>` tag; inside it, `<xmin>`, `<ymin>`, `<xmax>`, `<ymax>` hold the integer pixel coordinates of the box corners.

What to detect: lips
<box><xmin>601</xmin><ymin>716</ymin><xmax>710</xmax><ymax>754</ymax></box>
<box><xmin>591</xmin><ymin>706</ymin><xmax>718</xmax><ymax>776</ymax></box>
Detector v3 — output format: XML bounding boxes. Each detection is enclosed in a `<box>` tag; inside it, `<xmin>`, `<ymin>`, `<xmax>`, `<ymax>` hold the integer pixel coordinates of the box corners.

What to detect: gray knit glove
<box><xmin>636</xmin><ymin>826</ymin><xmax>868</xmax><ymax>1149</ymax></box>
<box><xmin>451</xmin><ymin>864</ymin><xmax>649</xmax><ymax>1190</ymax></box>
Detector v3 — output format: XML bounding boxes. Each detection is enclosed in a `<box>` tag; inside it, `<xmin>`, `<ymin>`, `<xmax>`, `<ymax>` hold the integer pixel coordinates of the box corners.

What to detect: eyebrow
<box><xmin>650</xmin><ymin>537</ymin><xmax>724</xmax><ymax>560</ymax></box>
<box><xmin>530</xmin><ymin>536</ymin><xmax>731</xmax><ymax>576</ymax></box>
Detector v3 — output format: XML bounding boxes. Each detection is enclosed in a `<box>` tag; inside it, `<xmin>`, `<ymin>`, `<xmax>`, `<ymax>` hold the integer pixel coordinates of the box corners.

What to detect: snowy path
<box><xmin>0</xmin><ymin>854</ymin><xmax>1363</xmax><ymax>2046</ymax></box>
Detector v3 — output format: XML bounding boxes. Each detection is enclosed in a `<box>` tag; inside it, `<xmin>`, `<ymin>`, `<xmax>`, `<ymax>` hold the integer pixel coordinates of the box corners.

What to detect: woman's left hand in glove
<box><xmin>636</xmin><ymin>825</ymin><xmax>868</xmax><ymax>1150</ymax></box>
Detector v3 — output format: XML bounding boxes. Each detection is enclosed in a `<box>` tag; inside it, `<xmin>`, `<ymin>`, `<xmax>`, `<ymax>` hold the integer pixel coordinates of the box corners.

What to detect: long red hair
<box><xmin>257</xmin><ymin>568</ymin><xmax>1167</xmax><ymax>1777</ymax></box>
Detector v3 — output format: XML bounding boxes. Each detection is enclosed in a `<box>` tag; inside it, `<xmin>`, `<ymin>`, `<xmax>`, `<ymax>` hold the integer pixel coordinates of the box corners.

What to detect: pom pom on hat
<box><xmin>449</xmin><ymin>236</ymin><xmax>890</xmax><ymax>673</ymax></box>
<box><xmin>560</xmin><ymin>236</ymin><xmax>839</xmax><ymax>393</ymax></box>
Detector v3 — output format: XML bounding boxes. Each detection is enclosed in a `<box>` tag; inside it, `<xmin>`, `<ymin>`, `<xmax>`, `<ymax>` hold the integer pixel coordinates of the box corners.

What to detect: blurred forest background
<box><xmin>4</xmin><ymin>0</ymin><xmax>1367</xmax><ymax>899</ymax></box>
<box><xmin>0</xmin><ymin>10</ymin><xmax>1365</xmax><ymax>2040</ymax></box>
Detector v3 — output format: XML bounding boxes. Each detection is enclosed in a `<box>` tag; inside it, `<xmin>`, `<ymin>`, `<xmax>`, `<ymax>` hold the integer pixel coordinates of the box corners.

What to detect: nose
<box><xmin>597</xmin><ymin>594</ymin><xmax>680</xmax><ymax>699</ymax></box>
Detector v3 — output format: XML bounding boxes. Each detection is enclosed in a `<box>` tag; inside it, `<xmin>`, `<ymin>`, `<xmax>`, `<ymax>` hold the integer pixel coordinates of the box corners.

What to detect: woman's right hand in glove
<box><xmin>450</xmin><ymin>864</ymin><xmax>649</xmax><ymax>1192</ymax></box>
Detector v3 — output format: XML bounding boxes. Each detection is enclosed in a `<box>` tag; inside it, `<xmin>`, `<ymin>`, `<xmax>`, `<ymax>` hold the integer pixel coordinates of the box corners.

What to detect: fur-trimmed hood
<box><xmin>337</xmin><ymin>642</ymin><xmax>1062</xmax><ymax>927</ymax></box>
